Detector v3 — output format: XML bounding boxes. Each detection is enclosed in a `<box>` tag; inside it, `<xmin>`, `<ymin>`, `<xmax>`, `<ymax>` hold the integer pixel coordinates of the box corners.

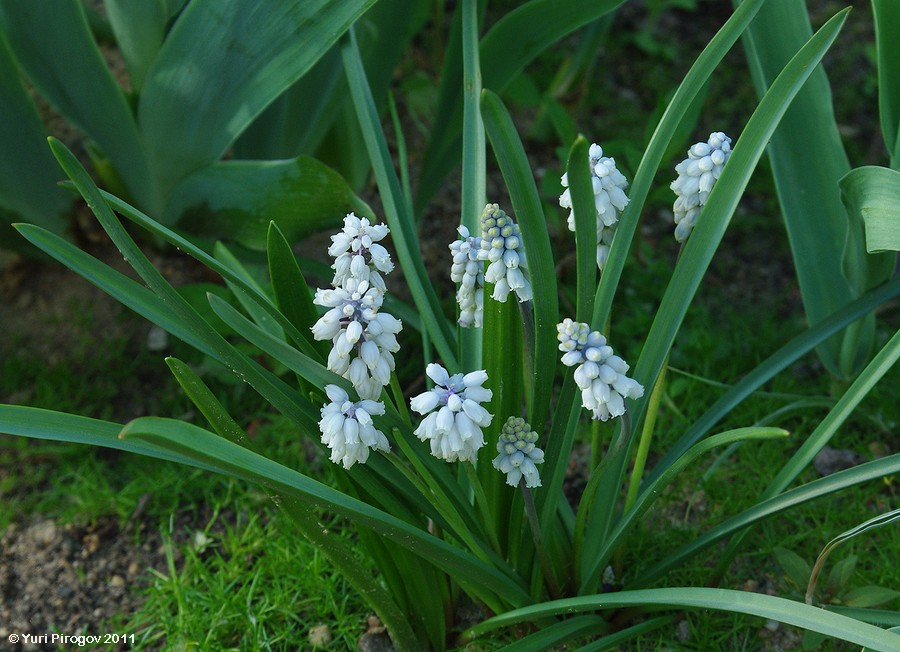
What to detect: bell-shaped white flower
<box><xmin>671</xmin><ymin>132</ymin><xmax>732</xmax><ymax>242</ymax></box>
<box><xmin>318</xmin><ymin>385</ymin><xmax>390</xmax><ymax>469</ymax></box>
<box><xmin>478</xmin><ymin>203</ymin><xmax>532</xmax><ymax>303</ymax></box>
<box><xmin>559</xmin><ymin>143</ymin><xmax>630</xmax><ymax>271</ymax></box>
<box><xmin>557</xmin><ymin>320</ymin><xmax>644</xmax><ymax>421</ymax></box>
<box><xmin>449</xmin><ymin>225</ymin><xmax>484</xmax><ymax>327</ymax></box>
<box><xmin>410</xmin><ymin>363</ymin><xmax>493</xmax><ymax>462</ymax></box>
<box><xmin>492</xmin><ymin>416</ymin><xmax>544</xmax><ymax>488</ymax></box>
<box><xmin>329</xmin><ymin>213</ymin><xmax>395</xmax><ymax>289</ymax></box>
<box><xmin>313</xmin><ymin>230</ymin><xmax>402</xmax><ymax>400</ymax></box>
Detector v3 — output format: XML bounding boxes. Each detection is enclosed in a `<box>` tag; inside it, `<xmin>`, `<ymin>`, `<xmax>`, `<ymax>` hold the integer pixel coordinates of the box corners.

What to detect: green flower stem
<box><xmin>388</xmin><ymin>372</ymin><xmax>411</xmax><ymax>427</ymax></box>
<box><xmin>623</xmin><ymin>360</ymin><xmax>668</xmax><ymax>514</ymax></box>
<box><xmin>521</xmin><ymin>478</ymin><xmax>561</xmax><ymax>600</ymax></box>
<box><xmin>463</xmin><ymin>462</ymin><xmax>503</xmax><ymax>555</ymax></box>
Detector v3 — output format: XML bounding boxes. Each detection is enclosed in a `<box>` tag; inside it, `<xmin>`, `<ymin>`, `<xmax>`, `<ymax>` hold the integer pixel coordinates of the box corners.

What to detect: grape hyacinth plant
<box><xmin>2</xmin><ymin>2</ymin><xmax>899</xmax><ymax>651</ymax></box>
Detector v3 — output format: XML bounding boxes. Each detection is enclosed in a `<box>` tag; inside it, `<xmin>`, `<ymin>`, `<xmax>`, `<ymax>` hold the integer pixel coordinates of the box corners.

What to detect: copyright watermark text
<box><xmin>6</xmin><ymin>632</ymin><xmax>135</xmax><ymax>647</ymax></box>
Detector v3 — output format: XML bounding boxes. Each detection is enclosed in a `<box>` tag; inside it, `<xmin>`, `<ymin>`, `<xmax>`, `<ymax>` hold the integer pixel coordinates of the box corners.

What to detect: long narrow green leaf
<box><xmin>481</xmin><ymin>90</ymin><xmax>557</xmax><ymax>438</ymax></box>
<box><xmin>630</xmin><ymin>453</ymin><xmax>900</xmax><ymax>588</ymax></box>
<box><xmin>48</xmin><ymin>138</ymin><xmax>321</xmax><ymax>433</ymax></box>
<box><xmin>13</xmin><ymin>224</ymin><xmax>216</xmax><ymax>357</ymax></box>
<box><xmin>464</xmin><ymin>587</ymin><xmax>900</xmax><ymax>651</ymax></box>
<box><xmin>97</xmin><ymin>189</ymin><xmax>318</xmax><ymax>358</ymax></box>
<box><xmin>872</xmin><ymin>0</ymin><xmax>900</xmax><ymax>166</ymax></box>
<box><xmin>163</xmin><ymin>357</ymin><xmax>423</xmax><ymax>652</ymax></box>
<box><xmin>119</xmin><ymin>416</ymin><xmax>532</xmax><ymax>608</ymax></box>
<box><xmin>763</xmin><ymin>328</ymin><xmax>900</xmax><ymax>498</ymax></box>
<box><xmin>644</xmin><ymin>276</ymin><xmax>900</xmax><ymax>486</ymax></box>
<box><xmin>566</xmin><ymin>137</ymin><xmax>598</xmax><ymax>324</ymax></box>
<box><xmin>579</xmin><ymin>427</ymin><xmax>788</xmax><ymax>592</ymax></box>
<box><xmin>0</xmin><ymin>0</ymin><xmax>150</xmax><ymax>207</ymax></box>
<box><xmin>416</xmin><ymin>0</ymin><xmax>626</xmax><ymax>212</ymax></box>
<box><xmin>0</xmin><ymin>405</ymin><xmax>213</xmax><ymax>471</ymax></box>
<box><xmin>459</xmin><ymin>0</ymin><xmax>485</xmax><ymax>372</ymax></box>
<box><xmin>138</xmin><ymin>0</ymin><xmax>377</xmax><ymax>213</ymax></box>
<box><xmin>266</xmin><ymin>222</ymin><xmax>327</xmax><ymax>359</ymax></box>
<box><xmin>341</xmin><ymin>30</ymin><xmax>458</xmax><ymax>370</ymax></box>
<box><xmin>590</xmin><ymin>0</ymin><xmax>767</xmax><ymax>330</ymax></box>
<box><xmin>623</xmin><ymin>8</ymin><xmax>850</xmax><ymax>494</ymax></box>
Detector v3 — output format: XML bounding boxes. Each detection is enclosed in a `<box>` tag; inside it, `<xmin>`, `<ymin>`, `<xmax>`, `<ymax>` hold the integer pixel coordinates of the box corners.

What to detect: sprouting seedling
<box><xmin>805</xmin><ymin>507</ymin><xmax>900</xmax><ymax>605</ymax></box>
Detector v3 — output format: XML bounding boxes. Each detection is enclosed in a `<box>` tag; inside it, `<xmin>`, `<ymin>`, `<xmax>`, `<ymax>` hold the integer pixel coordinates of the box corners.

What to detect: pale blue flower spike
<box><xmin>559</xmin><ymin>143</ymin><xmax>630</xmax><ymax>271</ymax></box>
<box><xmin>557</xmin><ymin>319</ymin><xmax>644</xmax><ymax>421</ymax></box>
<box><xmin>329</xmin><ymin>212</ymin><xmax>394</xmax><ymax>290</ymax></box>
<box><xmin>312</xmin><ymin>214</ymin><xmax>403</xmax><ymax>401</ymax></box>
<box><xmin>477</xmin><ymin>204</ymin><xmax>533</xmax><ymax>303</ymax></box>
<box><xmin>409</xmin><ymin>363</ymin><xmax>493</xmax><ymax>462</ymax></box>
<box><xmin>449</xmin><ymin>225</ymin><xmax>484</xmax><ymax>327</ymax></box>
<box><xmin>671</xmin><ymin>132</ymin><xmax>732</xmax><ymax>243</ymax></box>
<box><xmin>318</xmin><ymin>384</ymin><xmax>390</xmax><ymax>469</ymax></box>
<box><xmin>492</xmin><ymin>416</ymin><xmax>544</xmax><ymax>488</ymax></box>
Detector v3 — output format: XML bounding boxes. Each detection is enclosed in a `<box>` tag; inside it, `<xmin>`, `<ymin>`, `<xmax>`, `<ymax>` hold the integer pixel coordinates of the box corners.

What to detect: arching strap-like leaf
<box><xmin>139</xmin><ymin>0</ymin><xmax>377</xmax><ymax>212</ymax></box>
<box><xmin>165</xmin><ymin>156</ymin><xmax>373</xmax><ymax>248</ymax></box>
<box><xmin>840</xmin><ymin>166</ymin><xmax>900</xmax><ymax>254</ymax></box>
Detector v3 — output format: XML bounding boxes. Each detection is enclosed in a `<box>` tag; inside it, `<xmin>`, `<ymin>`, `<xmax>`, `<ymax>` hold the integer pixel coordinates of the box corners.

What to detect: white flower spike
<box><xmin>410</xmin><ymin>363</ymin><xmax>493</xmax><ymax>462</ymax></box>
<box><xmin>493</xmin><ymin>416</ymin><xmax>544</xmax><ymax>488</ymax></box>
<box><xmin>478</xmin><ymin>204</ymin><xmax>532</xmax><ymax>303</ymax></box>
<box><xmin>559</xmin><ymin>143</ymin><xmax>630</xmax><ymax>270</ymax></box>
<box><xmin>557</xmin><ymin>319</ymin><xmax>644</xmax><ymax>421</ymax></box>
<box><xmin>449</xmin><ymin>225</ymin><xmax>484</xmax><ymax>327</ymax></box>
<box><xmin>671</xmin><ymin>132</ymin><xmax>732</xmax><ymax>242</ymax></box>
<box><xmin>318</xmin><ymin>385</ymin><xmax>390</xmax><ymax>469</ymax></box>
<box><xmin>329</xmin><ymin>213</ymin><xmax>394</xmax><ymax>290</ymax></box>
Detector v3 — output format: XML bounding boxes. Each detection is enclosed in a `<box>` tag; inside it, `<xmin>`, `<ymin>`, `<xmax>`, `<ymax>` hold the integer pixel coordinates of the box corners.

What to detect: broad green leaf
<box><xmin>842</xmin><ymin>587</ymin><xmax>900</xmax><ymax>609</ymax></box>
<box><xmin>0</xmin><ymin>33</ymin><xmax>69</xmax><ymax>247</ymax></box>
<box><xmin>139</xmin><ymin>0</ymin><xmax>377</xmax><ymax>214</ymax></box>
<box><xmin>774</xmin><ymin>547</ymin><xmax>812</xmax><ymax>589</ymax></box>
<box><xmin>104</xmin><ymin>0</ymin><xmax>183</xmax><ymax>92</ymax></box>
<box><xmin>463</xmin><ymin>587</ymin><xmax>900</xmax><ymax>651</ymax></box>
<box><xmin>840</xmin><ymin>166</ymin><xmax>900</xmax><ymax>254</ymax></box>
<box><xmin>165</xmin><ymin>156</ymin><xmax>373</xmax><ymax>249</ymax></box>
<box><xmin>341</xmin><ymin>30</ymin><xmax>458</xmax><ymax>371</ymax></box>
<box><xmin>828</xmin><ymin>607</ymin><xmax>900</xmax><ymax>628</ymax></box>
<box><xmin>0</xmin><ymin>0</ymin><xmax>150</xmax><ymax>208</ymax></box>
<box><xmin>118</xmin><ymin>416</ymin><xmax>532</xmax><ymax>608</ymax></box>
<box><xmin>873</xmin><ymin>0</ymin><xmax>900</xmax><ymax>166</ymax></box>
<box><xmin>416</xmin><ymin>0</ymin><xmax>626</xmax><ymax>212</ymax></box>
<box><xmin>739</xmin><ymin>1</ymin><xmax>870</xmax><ymax>377</ymax></box>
